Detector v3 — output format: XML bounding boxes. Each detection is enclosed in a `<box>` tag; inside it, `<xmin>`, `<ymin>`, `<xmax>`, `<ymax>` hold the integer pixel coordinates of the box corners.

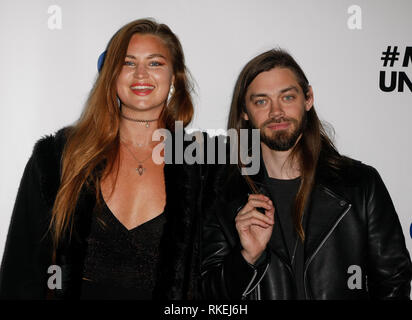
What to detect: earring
<box><xmin>167</xmin><ymin>84</ymin><xmax>175</xmax><ymax>103</ymax></box>
<box><xmin>116</xmin><ymin>96</ymin><xmax>122</xmax><ymax>109</ymax></box>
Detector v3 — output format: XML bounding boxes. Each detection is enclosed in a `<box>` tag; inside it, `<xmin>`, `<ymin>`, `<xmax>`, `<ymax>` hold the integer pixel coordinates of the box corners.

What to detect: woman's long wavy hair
<box><xmin>228</xmin><ymin>49</ymin><xmax>345</xmax><ymax>241</ymax></box>
<box><xmin>50</xmin><ymin>18</ymin><xmax>194</xmax><ymax>249</ymax></box>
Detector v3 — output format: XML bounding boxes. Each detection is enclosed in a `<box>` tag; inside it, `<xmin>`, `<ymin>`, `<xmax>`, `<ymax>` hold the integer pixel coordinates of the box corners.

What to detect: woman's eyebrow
<box><xmin>125</xmin><ymin>53</ymin><xmax>167</xmax><ymax>59</ymax></box>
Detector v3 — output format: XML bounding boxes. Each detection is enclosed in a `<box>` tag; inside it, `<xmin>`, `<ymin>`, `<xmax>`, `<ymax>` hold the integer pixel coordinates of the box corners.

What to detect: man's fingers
<box><xmin>238</xmin><ymin>196</ymin><xmax>273</xmax><ymax>215</ymax></box>
<box><xmin>266</xmin><ymin>203</ymin><xmax>275</xmax><ymax>216</ymax></box>
<box><xmin>236</xmin><ymin>217</ymin><xmax>272</xmax><ymax>230</ymax></box>
<box><xmin>238</xmin><ymin>200</ymin><xmax>272</xmax><ymax>214</ymax></box>
<box><xmin>236</xmin><ymin>210</ymin><xmax>274</xmax><ymax>225</ymax></box>
<box><xmin>248</xmin><ymin>194</ymin><xmax>270</xmax><ymax>202</ymax></box>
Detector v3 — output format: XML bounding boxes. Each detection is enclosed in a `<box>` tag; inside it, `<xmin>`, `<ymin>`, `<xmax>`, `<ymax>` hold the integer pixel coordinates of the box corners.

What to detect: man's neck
<box><xmin>261</xmin><ymin>143</ymin><xmax>301</xmax><ymax>180</ymax></box>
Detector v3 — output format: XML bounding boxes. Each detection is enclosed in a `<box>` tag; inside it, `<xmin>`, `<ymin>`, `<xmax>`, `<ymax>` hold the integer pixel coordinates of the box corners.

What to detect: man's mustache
<box><xmin>261</xmin><ymin>117</ymin><xmax>295</xmax><ymax>127</ymax></box>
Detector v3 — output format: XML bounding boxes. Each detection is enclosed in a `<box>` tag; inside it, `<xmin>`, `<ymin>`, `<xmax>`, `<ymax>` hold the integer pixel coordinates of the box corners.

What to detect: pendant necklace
<box><xmin>121</xmin><ymin>141</ymin><xmax>153</xmax><ymax>176</ymax></box>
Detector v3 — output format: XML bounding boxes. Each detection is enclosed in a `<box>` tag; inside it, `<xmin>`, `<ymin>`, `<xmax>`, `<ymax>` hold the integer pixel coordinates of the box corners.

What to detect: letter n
<box><xmin>398</xmin><ymin>72</ymin><xmax>412</xmax><ymax>92</ymax></box>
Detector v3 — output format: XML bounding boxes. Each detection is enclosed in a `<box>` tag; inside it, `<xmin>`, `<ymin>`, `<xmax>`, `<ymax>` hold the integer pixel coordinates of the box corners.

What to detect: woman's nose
<box><xmin>133</xmin><ymin>63</ymin><xmax>148</xmax><ymax>78</ymax></box>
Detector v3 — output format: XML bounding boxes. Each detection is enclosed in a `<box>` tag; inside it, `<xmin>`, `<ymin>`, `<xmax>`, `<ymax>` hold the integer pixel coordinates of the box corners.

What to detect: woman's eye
<box><xmin>149</xmin><ymin>61</ymin><xmax>163</xmax><ymax>67</ymax></box>
<box><xmin>124</xmin><ymin>61</ymin><xmax>135</xmax><ymax>66</ymax></box>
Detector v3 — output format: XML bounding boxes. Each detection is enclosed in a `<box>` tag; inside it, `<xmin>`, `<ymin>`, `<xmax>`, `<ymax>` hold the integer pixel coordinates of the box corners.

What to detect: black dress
<box><xmin>80</xmin><ymin>197</ymin><xmax>166</xmax><ymax>300</ymax></box>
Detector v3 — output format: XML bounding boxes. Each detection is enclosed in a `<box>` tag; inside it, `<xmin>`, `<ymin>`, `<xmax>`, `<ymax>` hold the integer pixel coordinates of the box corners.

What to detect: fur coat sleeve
<box><xmin>0</xmin><ymin>143</ymin><xmax>57</xmax><ymax>299</ymax></box>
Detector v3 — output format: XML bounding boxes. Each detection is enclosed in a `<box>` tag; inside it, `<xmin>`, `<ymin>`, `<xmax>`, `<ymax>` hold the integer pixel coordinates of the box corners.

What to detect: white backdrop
<box><xmin>1</xmin><ymin>0</ymin><xmax>411</xmax><ymax>294</ymax></box>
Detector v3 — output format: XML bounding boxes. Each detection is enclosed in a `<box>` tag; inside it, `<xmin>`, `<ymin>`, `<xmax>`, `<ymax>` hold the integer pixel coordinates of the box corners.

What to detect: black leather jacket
<box><xmin>200</xmin><ymin>159</ymin><xmax>412</xmax><ymax>300</ymax></box>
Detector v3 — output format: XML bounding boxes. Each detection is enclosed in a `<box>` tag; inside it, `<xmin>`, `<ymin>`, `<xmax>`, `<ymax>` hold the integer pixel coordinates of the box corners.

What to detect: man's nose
<box><xmin>268</xmin><ymin>101</ymin><xmax>285</xmax><ymax>119</ymax></box>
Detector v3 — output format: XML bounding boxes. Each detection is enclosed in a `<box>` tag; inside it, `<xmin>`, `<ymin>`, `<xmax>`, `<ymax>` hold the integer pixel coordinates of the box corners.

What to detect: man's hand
<box><xmin>235</xmin><ymin>194</ymin><xmax>274</xmax><ymax>265</ymax></box>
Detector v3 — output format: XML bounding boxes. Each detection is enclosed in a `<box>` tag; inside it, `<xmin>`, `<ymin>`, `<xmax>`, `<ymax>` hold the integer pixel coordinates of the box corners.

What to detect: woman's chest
<box><xmin>100</xmin><ymin>159</ymin><xmax>166</xmax><ymax>230</ymax></box>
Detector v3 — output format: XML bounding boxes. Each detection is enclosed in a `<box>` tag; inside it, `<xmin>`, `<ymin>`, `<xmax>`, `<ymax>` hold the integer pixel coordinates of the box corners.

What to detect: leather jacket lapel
<box><xmin>304</xmin><ymin>185</ymin><xmax>351</xmax><ymax>267</ymax></box>
<box><xmin>235</xmin><ymin>155</ymin><xmax>354</xmax><ymax>268</ymax></box>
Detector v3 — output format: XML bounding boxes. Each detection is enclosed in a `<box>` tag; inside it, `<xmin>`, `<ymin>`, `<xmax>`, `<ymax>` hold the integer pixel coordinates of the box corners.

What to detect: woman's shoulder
<box><xmin>33</xmin><ymin>127</ymin><xmax>71</xmax><ymax>154</ymax></box>
<box><xmin>28</xmin><ymin>127</ymin><xmax>72</xmax><ymax>205</ymax></box>
<box><xmin>32</xmin><ymin>126</ymin><xmax>71</xmax><ymax>159</ymax></box>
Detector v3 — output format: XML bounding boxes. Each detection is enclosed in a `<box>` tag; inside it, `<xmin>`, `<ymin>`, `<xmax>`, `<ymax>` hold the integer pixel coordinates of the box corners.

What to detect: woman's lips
<box><xmin>131</xmin><ymin>83</ymin><xmax>155</xmax><ymax>96</ymax></box>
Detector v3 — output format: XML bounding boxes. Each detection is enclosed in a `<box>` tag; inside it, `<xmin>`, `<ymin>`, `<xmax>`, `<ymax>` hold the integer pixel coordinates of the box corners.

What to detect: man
<box><xmin>200</xmin><ymin>49</ymin><xmax>412</xmax><ymax>299</ymax></box>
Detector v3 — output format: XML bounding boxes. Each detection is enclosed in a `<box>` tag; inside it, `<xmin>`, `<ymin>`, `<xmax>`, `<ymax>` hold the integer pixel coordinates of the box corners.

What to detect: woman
<box><xmin>0</xmin><ymin>18</ymin><xmax>201</xmax><ymax>300</ymax></box>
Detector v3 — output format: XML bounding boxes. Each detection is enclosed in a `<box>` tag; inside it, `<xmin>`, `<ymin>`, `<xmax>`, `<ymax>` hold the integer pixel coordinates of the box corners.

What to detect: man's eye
<box><xmin>255</xmin><ymin>99</ymin><xmax>266</xmax><ymax>105</ymax></box>
<box><xmin>283</xmin><ymin>95</ymin><xmax>295</xmax><ymax>101</ymax></box>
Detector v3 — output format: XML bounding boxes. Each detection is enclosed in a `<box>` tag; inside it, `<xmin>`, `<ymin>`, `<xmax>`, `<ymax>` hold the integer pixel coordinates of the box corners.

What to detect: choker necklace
<box><xmin>121</xmin><ymin>141</ymin><xmax>153</xmax><ymax>176</ymax></box>
<box><xmin>120</xmin><ymin>113</ymin><xmax>158</xmax><ymax>128</ymax></box>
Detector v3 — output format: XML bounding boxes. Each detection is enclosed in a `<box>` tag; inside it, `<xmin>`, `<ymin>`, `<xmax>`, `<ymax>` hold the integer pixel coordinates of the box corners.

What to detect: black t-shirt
<box><xmin>263</xmin><ymin>166</ymin><xmax>306</xmax><ymax>299</ymax></box>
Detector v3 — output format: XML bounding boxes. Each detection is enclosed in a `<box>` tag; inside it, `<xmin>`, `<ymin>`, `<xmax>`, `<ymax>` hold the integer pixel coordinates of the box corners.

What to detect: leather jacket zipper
<box><xmin>241</xmin><ymin>262</ymin><xmax>270</xmax><ymax>300</ymax></box>
<box><xmin>303</xmin><ymin>203</ymin><xmax>352</xmax><ymax>299</ymax></box>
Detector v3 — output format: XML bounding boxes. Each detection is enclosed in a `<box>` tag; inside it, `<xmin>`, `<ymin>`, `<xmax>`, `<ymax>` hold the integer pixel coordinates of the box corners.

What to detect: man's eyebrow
<box><xmin>279</xmin><ymin>86</ymin><xmax>299</xmax><ymax>94</ymax></box>
<box><xmin>125</xmin><ymin>53</ymin><xmax>167</xmax><ymax>59</ymax></box>
<box><xmin>249</xmin><ymin>86</ymin><xmax>300</xmax><ymax>100</ymax></box>
<box><xmin>249</xmin><ymin>93</ymin><xmax>269</xmax><ymax>100</ymax></box>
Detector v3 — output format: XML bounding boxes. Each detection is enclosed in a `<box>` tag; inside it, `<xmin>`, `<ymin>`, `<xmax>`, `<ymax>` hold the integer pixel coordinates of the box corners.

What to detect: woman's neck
<box><xmin>119</xmin><ymin>108</ymin><xmax>162</xmax><ymax>147</ymax></box>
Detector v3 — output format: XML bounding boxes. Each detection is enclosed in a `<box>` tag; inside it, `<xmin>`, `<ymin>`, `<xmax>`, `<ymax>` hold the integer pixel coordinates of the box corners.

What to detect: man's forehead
<box><xmin>253</xmin><ymin>68</ymin><xmax>297</xmax><ymax>85</ymax></box>
<box><xmin>247</xmin><ymin>69</ymin><xmax>301</xmax><ymax>95</ymax></box>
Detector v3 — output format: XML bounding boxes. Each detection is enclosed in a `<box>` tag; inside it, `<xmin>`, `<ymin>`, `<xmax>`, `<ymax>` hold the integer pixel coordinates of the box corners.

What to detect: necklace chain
<box><xmin>121</xmin><ymin>141</ymin><xmax>153</xmax><ymax>175</ymax></box>
<box><xmin>122</xmin><ymin>139</ymin><xmax>153</xmax><ymax>148</ymax></box>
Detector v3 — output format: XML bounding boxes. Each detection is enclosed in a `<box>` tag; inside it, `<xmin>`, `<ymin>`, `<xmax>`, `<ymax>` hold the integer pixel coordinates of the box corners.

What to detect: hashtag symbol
<box><xmin>381</xmin><ymin>46</ymin><xmax>400</xmax><ymax>67</ymax></box>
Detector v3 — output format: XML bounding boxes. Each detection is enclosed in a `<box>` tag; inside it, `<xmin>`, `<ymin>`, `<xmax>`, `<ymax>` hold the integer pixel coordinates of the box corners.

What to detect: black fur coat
<box><xmin>0</xmin><ymin>127</ymin><xmax>204</xmax><ymax>299</ymax></box>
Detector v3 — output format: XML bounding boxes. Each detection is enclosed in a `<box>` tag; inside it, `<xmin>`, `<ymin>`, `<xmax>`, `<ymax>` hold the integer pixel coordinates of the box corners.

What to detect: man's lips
<box><xmin>266</xmin><ymin>122</ymin><xmax>290</xmax><ymax>130</ymax></box>
<box><xmin>131</xmin><ymin>83</ymin><xmax>155</xmax><ymax>96</ymax></box>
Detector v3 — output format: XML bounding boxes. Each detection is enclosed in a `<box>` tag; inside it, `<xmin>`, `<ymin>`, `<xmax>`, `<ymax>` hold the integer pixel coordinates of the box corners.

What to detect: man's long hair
<box><xmin>50</xmin><ymin>18</ymin><xmax>194</xmax><ymax>249</ymax></box>
<box><xmin>228</xmin><ymin>49</ymin><xmax>345</xmax><ymax>241</ymax></box>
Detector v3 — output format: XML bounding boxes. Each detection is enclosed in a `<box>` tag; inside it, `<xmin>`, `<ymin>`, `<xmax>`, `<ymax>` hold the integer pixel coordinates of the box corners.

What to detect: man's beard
<box><xmin>252</xmin><ymin>113</ymin><xmax>307</xmax><ymax>151</ymax></box>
